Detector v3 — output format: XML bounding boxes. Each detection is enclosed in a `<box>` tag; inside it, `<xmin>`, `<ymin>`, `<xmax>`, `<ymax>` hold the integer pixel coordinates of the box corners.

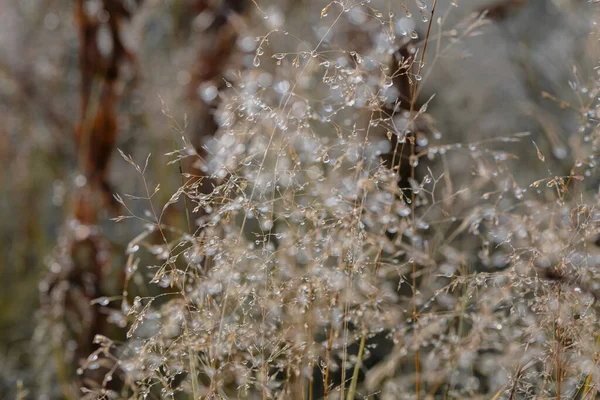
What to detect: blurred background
<box><xmin>0</xmin><ymin>0</ymin><xmax>597</xmax><ymax>398</ymax></box>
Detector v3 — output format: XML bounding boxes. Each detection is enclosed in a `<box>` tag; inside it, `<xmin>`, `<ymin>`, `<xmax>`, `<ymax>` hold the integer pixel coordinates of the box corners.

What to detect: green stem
<box><xmin>346</xmin><ymin>334</ymin><xmax>366</xmax><ymax>400</ymax></box>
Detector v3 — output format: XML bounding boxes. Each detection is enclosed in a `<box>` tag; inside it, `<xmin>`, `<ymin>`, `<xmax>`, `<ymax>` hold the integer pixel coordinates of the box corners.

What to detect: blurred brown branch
<box><xmin>40</xmin><ymin>0</ymin><xmax>140</xmax><ymax>395</ymax></box>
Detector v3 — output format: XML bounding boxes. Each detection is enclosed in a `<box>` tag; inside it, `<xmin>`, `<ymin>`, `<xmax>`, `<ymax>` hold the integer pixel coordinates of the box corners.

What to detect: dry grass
<box><xmin>3</xmin><ymin>0</ymin><xmax>600</xmax><ymax>399</ymax></box>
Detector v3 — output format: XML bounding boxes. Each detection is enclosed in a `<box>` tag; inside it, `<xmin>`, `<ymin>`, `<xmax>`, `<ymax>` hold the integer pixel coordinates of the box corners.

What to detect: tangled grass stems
<box><xmin>59</xmin><ymin>1</ymin><xmax>600</xmax><ymax>399</ymax></box>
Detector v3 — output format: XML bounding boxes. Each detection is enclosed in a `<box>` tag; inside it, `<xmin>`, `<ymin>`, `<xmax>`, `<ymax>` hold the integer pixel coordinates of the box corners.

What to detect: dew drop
<box><xmin>409</xmin><ymin>155</ymin><xmax>419</xmax><ymax>167</ymax></box>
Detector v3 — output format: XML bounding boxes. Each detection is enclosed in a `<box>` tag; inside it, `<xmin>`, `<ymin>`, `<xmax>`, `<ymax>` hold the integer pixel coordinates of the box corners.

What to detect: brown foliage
<box><xmin>186</xmin><ymin>0</ymin><xmax>248</xmax><ymax>192</ymax></box>
<box><xmin>73</xmin><ymin>0</ymin><xmax>137</xmax><ymax>218</ymax></box>
<box><xmin>40</xmin><ymin>1</ymin><xmax>138</xmax><ymax>394</ymax></box>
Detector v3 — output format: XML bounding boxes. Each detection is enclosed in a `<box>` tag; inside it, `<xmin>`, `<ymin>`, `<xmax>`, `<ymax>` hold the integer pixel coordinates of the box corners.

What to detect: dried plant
<box><xmin>3</xmin><ymin>0</ymin><xmax>600</xmax><ymax>399</ymax></box>
<box><xmin>66</xmin><ymin>1</ymin><xmax>600</xmax><ymax>399</ymax></box>
<box><xmin>34</xmin><ymin>0</ymin><xmax>140</xmax><ymax>397</ymax></box>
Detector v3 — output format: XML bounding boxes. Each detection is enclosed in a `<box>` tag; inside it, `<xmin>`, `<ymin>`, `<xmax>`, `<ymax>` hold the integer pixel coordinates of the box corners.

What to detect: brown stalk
<box><xmin>187</xmin><ymin>0</ymin><xmax>248</xmax><ymax>159</ymax></box>
<box><xmin>323</xmin><ymin>322</ymin><xmax>335</xmax><ymax>400</ymax></box>
<box><xmin>409</xmin><ymin>1</ymin><xmax>437</xmax><ymax>398</ymax></box>
<box><xmin>41</xmin><ymin>0</ymin><xmax>138</xmax><ymax>393</ymax></box>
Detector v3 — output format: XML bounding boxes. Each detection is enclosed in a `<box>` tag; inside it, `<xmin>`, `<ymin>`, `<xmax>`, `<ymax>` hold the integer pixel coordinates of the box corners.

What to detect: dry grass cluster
<box><xmin>4</xmin><ymin>0</ymin><xmax>600</xmax><ymax>399</ymax></box>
